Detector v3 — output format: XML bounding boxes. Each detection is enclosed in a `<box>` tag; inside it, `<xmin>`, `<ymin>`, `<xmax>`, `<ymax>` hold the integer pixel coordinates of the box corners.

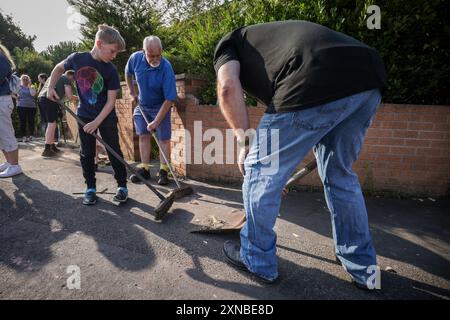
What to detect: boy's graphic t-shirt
<box><xmin>64</xmin><ymin>52</ymin><xmax>121</xmax><ymax>120</ymax></box>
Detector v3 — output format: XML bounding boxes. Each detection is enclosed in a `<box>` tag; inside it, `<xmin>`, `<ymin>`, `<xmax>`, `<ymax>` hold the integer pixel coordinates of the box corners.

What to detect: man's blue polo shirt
<box><xmin>125</xmin><ymin>51</ymin><xmax>177</xmax><ymax>110</ymax></box>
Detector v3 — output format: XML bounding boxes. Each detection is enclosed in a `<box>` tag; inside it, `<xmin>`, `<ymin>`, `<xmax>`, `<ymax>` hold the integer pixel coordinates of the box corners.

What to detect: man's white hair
<box><xmin>143</xmin><ymin>36</ymin><xmax>162</xmax><ymax>50</ymax></box>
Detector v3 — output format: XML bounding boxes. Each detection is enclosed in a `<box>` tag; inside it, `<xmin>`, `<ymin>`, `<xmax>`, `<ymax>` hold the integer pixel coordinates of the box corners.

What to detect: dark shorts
<box><xmin>38</xmin><ymin>96</ymin><xmax>59</xmax><ymax>123</ymax></box>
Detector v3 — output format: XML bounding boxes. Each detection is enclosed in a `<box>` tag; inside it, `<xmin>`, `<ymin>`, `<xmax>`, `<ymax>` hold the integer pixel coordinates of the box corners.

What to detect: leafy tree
<box><xmin>162</xmin><ymin>0</ymin><xmax>225</xmax><ymax>22</ymax></box>
<box><xmin>67</xmin><ymin>0</ymin><xmax>164</xmax><ymax>78</ymax></box>
<box><xmin>13</xmin><ymin>47</ymin><xmax>53</xmax><ymax>84</ymax></box>
<box><xmin>64</xmin><ymin>0</ymin><xmax>449</xmax><ymax>105</ymax></box>
<box><xmin>176</xmin><ymin>0</ymin><xmax>449</xmax><ymax>105</ymax></box>
<box><xmin>0</xmin><ymin>12</ymin><xmax>35</xmax><ymax>52</ymax></box>
<box><xmin>42</xmin><ymin>41</ymin><xmax>82</xmax><ymax>66</ymax></box>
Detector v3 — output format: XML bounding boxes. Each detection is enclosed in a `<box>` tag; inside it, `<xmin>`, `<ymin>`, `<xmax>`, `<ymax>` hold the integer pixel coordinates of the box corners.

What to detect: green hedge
<box><xmin>173</xmin><ymin>0</ymin><xmax>449</xmax><ymax>105</ymax></box>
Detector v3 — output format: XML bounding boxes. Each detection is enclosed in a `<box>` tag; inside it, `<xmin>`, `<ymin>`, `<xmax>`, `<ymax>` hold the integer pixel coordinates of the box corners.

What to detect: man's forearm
<box><xmin>217</xmin><ymin>82</ymin><xmax>249</xmax><ymax>143</ymax></box>
<box><xmin>154</xmin><ymin>100</ymin><xmax>173</xmax><ymax>124</ymax></box>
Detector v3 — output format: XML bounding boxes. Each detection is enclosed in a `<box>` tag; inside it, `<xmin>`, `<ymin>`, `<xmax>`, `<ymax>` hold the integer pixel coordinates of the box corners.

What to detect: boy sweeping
<box><xmin>47</xmin><ymin>24</ymin><xmax>128</xmax><ymax>205</ymax></box>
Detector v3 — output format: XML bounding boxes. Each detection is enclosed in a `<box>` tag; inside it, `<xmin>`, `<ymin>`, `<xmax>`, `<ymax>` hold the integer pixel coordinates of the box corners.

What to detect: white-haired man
<box><xmin>125</xmin><ymin>36</ymin><xmax>177</xmax><ymax>185</ymax></box>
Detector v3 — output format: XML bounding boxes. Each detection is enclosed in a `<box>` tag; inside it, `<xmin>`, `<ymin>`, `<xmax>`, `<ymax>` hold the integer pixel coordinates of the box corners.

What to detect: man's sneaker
<box><xmin>130</xmin><ymin>168</ymin><xmax>150</xmax><ymax>183</ymax></box>
<box><xmin>82</xmin><ymin>188</ymin><xmax>97</xmax><ymax>205</ymax></box>
<box><xmin>0</xmin><ymin>164</ymin><xmax>22</xmax><ymax>178</ymax></box>
<box><xmin>157</xmin><ymin>169</ymin><xmax>169</xmax><ymax>185</ymax></box>
<box><xmin>0</xmin><ymin>162</ymin><xmax>10</xmax><ymax>172</ymax></box>
<box><xmin>51</xmin><ymin>144</ymin><xmax>62</xmax><ymax>153</ymax></box>
<box><xmin>41</xmin><ymin>147</ymin><xmax>58</xmax><ymax>158</ymax></box>
<box><xmin>113</xmin><ymin>187</ymin><xmax>128</xmax><ymax>203</ymax></box>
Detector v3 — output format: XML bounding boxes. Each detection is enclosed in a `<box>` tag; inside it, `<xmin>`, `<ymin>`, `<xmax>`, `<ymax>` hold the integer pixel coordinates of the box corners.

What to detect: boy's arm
<box><xmin>82</xmin><ymin>89</ymin><xmax>117</xmax><ymax>134</ymax></box>
<box><xmin>47</xmin><ymin>61</ymin><xmax>66</xmax><ymax>101</ymax></box>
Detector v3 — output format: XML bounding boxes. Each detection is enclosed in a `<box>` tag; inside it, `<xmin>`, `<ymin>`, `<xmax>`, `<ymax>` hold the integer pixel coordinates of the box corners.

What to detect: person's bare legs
<box><xmin>45</xmin><ymin>122</ymin><xmax>57</xmax><ymax>145</ymax></box>
<box><xmin>128</xmin><ymin>134</ymin><xmax>152</xmax><ymax>183</ymax></box>
<box><xmin>156</xmin><ymin>139</ymin><xmax>171</xmax><ymax>185</ymax></box>
<box><xmin>2</xmin><ymin>149</ymin><xmax>18</xmax><ymax>165</ymax></box>
<box><xmin>139</xmin><ymin>135</ymin><xmax>151</xmax><ymax>164</ymax></box>
<box><xmin>158</xmin><ymin>139</ymin><xmax>170</xmax><ymax>165</ymax></box>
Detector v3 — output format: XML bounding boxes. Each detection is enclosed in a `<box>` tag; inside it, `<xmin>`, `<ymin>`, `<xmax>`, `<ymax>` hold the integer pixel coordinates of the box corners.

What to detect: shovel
<box><xmin>191</xmin><ymin>159</ymin><xmax>317</xmax><ymax>233</ymax></box>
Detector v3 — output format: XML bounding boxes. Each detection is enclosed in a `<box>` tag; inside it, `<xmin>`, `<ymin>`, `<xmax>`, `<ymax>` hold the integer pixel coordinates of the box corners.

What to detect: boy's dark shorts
<box><xmin>38</xmin><ymin>96</ymin><xmax>60</xmax><ymax>123</ymax></box>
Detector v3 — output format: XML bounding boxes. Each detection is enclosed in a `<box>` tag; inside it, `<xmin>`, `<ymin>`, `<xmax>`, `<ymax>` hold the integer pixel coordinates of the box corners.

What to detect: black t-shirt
<box><xmin>64</xmin><ymin>52</ymin><xmax>121</xmax><ymax>120</ymax></box>
<box><xmin>214</xmin><ymin>20</ymin><xmax>387</xmax><ymax>113</ymax></box>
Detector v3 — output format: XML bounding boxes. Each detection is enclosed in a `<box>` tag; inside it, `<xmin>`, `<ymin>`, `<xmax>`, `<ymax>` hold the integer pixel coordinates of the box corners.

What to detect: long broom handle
<box><xmin>285</xmin><ymin>159</ymin><xmax>317</xmax><ymax>187</ymax></box>
<box><xmin>60</xmin><ymin>102</ymin><xmax>166</xmax><ymax>201</ymax></box>
<box><xmin>136</xmin><ymin>105</ymin><xmax>182</xmax><ymax>189</ymax></box>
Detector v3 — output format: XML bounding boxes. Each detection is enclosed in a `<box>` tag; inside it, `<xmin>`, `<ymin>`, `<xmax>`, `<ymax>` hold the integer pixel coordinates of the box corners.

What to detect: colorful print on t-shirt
<box><xmin>76</xmin><ymin>66</ymin><xmax>104</xmax><ymax>105</ymax></box>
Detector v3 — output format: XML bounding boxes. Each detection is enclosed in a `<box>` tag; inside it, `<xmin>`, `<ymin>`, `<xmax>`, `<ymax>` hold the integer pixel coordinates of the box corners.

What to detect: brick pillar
<box><xmin>66</xmin><ymin>101</ymin><xmax>79</xmax><ymax>143</ymax></box>
<box><xmin>116</xmin><ymin>82</ymin><xmax>138</xmax><ymax>161</ymax></box>
<box><xmin>175</xmin><ymin>73</ymin><xmax>208</xmax><ymax>99</ymax></box>
<box><xmin>171</xmin><ymin>74</ymin><xmax>208</xmax><ymax>177</ymax></box>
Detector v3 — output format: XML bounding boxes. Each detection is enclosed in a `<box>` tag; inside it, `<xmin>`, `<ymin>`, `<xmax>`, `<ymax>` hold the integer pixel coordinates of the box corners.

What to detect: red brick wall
<box><xmin>116</xmin><ymin>83</ymin><xmax>139</xmax><ymax>161</ymax></box>
<box><xmin>67</xmin><ymin>74</ymin><xmax>450</xmax><ymax>197</ymax></box>
<box><xmin>171</xmin><ymin>75</ymin><xmax>450</xmax><ymax>196</ymax></box>
<box><xmin>355</xmin><ymin>104</ymin><xmax>450</xmax><ymax>196</ymax></box>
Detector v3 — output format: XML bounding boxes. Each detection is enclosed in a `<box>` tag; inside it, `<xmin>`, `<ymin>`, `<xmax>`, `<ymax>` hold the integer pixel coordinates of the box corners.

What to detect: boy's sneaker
<box><xmin>113</xmin><ymin>187</ymin><xmax>128</xmax><ymax>203</ymax></box>
<box><xmin>0</xmin><ymin>165</ymin><xmax>22</xmax><ymax>178</ymax></box>
<box><xmin>130</xmin><ymin>168</ymin><xmax>150</xmax><ymax>183</ymax></box>
<box><xmin>157</xmin><ymin>169</ymin><xmax>169</xmax><ymax>185</ymax></box>
<box><xmin>82</xmin><ymin>188</ymin><xmax>97</xmax><ymax>205</ymax></box>
<box><xmin>51</xmin><ymin>144</ymin><xmax>62</xmax><ymax>153</ymax></box>
<box><xmin>0</xmin><ymin>162</ymin><xmax>10</xmax><ymax>172</ymax></box>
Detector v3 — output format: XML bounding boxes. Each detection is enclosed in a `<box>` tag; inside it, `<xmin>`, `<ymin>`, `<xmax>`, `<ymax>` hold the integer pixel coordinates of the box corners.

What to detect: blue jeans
<box><xmin>240</xmin><ymin>89</ymin><xmax>381</xmax><ymax>284</ymax></box>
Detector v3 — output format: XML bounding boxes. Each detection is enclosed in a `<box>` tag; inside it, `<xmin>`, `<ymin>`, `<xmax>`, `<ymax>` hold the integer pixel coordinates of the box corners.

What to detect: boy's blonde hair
<box><xmin>95</xmin><ymin>24</ymin><xmax>126</xmax><ymax>52</ymax></box>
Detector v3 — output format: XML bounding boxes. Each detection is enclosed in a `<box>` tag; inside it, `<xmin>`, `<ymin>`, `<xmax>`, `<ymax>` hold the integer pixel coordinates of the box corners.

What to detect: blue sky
<box><xmin>0</xmin><ymin>0</ymin><xmax>84</xmax><ymax>52</ymax></box>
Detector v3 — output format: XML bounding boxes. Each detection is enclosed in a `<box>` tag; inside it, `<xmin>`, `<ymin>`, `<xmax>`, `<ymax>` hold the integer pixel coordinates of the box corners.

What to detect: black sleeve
<box><xmin>64</xmin><ymin>52</ymin><xmax>78</xmax><ymax>71</ymax></box>
<box><xmin>213</xmin><ymin>31</ymin><xmax>240</xmax><ymax>74</ymax></box>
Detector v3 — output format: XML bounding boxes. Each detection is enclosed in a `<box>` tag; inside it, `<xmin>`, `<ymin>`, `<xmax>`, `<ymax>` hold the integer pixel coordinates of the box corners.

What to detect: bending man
<box><xmin>215</xmin><ymin>20</ymin><xmax>386</xmax><ymax>289</ymax></box>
